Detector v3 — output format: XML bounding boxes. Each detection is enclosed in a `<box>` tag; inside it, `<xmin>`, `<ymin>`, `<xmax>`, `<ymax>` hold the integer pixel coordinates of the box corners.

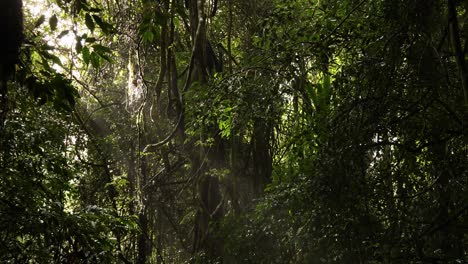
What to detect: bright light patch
<box><xmin>25</xmin><ymin>0</ymin><xmax>76</xmax><ymax>49</ymax></box>
<box><xmin>24</xmin><ymin>0</ymin><xmax>50</xmax><ymax>17</ymax></box>
<box><xmin>24</xmin><ymin>0</ymin><xmax>82</xmax><ymax>75</ymax></box>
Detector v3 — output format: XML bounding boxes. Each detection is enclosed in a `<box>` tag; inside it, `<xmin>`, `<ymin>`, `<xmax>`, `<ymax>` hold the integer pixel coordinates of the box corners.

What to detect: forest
<box><xmin>0</xmin><ymin>0</ymin><xmax>467</xmax><ymax>263</ymax></box>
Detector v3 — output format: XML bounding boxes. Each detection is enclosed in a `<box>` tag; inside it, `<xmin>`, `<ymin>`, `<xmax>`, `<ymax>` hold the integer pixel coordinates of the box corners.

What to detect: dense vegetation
<box><xmin>1</xmin><ymin>0</ymin><xmax>467</xmax><ymax>263</ymax></box>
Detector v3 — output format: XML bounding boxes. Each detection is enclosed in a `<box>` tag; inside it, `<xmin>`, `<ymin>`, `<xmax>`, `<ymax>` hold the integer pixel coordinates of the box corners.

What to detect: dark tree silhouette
<box><xmin>0</xmin><ymin>0</ymin><xmax>23</xmax><ymax>81</ymax></box>
<box><xmin>0</xmin><ymin>0</ymin><xmax>23</xmax><ymax>134</ymax></box>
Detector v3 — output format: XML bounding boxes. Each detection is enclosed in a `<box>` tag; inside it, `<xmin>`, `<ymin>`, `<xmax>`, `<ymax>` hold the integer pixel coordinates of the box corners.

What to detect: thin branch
<box><xmin>72</xmin><ymin>75</ymin><xmax>105</xmax><ymax>106</ymax></box>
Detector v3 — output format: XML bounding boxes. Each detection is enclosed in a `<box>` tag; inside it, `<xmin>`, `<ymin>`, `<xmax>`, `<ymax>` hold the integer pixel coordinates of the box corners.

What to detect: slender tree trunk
<box><xmin>137</xmin><ymin>143</ymin><xmax>149</xmax><ymax>264</ymax></box>
<box><xmin>0</xmin><ymin>0</ymin><xmax>23</xmax><ymax>143</ymax></box>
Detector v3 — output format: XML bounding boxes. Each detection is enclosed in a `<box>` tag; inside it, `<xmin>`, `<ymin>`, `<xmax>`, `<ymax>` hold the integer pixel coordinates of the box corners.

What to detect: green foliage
<box><xmin>25</xmin><ymin>73</ymin><xmax>77</xmax><ymax>112</ymax></box>
<box><xmin>219</xmin><ymin>0</ymin><xmax>468</xmax><ymax>263</ymax></box>
<box><xmin>5</xmin><ymin>0</ymin><xmax>467</xmax><ymax>262</ymax></box>
<box><xmin>18</xmin><ymin>31</ymin><xmax>78</xmax><ymax>112</ymax></box>
<box><xmin>0</xmin><ymin>87</ymin><xmax>137</xmax><ymax>262</ymax></box>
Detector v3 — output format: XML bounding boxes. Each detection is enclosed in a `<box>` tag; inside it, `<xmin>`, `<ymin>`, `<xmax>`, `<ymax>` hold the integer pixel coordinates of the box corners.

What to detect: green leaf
<box><xmin>34</xmin><ymin>15</ymin><xmax>45</xmax><ymax>28</ymax></box>
<box><xmin>82</xmin><ymin>47</ymin><xmax>90</xmax><ymax>65</ymax></box>
<box><xmin>85</xmin><ymin>37</ymin><xmax>97</xmax><ymax>43</ymax></box>
<box><xmin>92</xmin><ymin>44</ymin><xmax>112</xmax><ymax>54</ymax></box>
<box><xmin>97</xmin><ymin>52</ymin><xmax>114</xmax><ymax>63</ymax></box>
<box><xmin>75</xmin><ymin>39</ymin><xmax>83</xmax><ymax>53</ymax></box>
<box><xmin>92</xmin><ymin>44</ymin><xmax>114</xmax><ymax>62</ymax></box>
<box><xmin>43</xmin><ymin>52</ymin><xmax>63</xmax><ymax>66</ymax></box>
<box><xmin>41</xmin><ymin>58</ymin><xmax>52</xmax><ymax>72</ymax></box>
<box><xmin>42</xmin><ymin>44</ymin><xmax>55</xmax><ymax>50</ymax></box>
<box><xmin>90</xmin><ymin>52</ymin><xmax>100</xmax><ymax>68</ymax></box>
<box><xmin>142</xmin><ymin>31</ymin><xmax>154</xmax><ymax>43</ymax></box>
<box><xmin>49</xmin><ymin>15</ymin><xmax>58</xmax><ymax>31</ymax></box>
<box><xmin>57</xmin><ymin>30</ymin><xmax>70</xmax><ymax>38</ymax></box>
<box><xmin>85</xmin><ymin>13</ymin><xmax>95</xmax><ymax>32</ymax></box>
<box><xmin>92</xmin><ymin>15</ymin><xmax>113</xmax><ymax>34</ymax></box>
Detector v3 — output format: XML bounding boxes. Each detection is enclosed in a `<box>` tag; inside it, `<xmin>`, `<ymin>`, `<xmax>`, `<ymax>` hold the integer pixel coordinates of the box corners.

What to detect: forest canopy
<box><xmin>0</xmin><ymin>0</ymin><xmax>467</xmax><ymax>263</ymax></box>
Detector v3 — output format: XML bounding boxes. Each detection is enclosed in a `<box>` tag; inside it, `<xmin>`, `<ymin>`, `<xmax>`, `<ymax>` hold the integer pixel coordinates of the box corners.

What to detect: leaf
<box><xmin>49</xmin><ymin>15</ymin><xmax>58</xmax><ymax>31</ymax></box>
<box><xmin>57</xmin><ymin>30</ymin><xmax>70</xmax><ymax>38</ymax></box>
<box><xmin>92</xmin><ymin>44</ymin><xmax>112</xmax><ymax>54</ymax></box>
<box><xmin>218</xmin><ymin>106</ymin><xmax>232</xmax><ymax>138</ymax></box>
<box><xmin>41</xmin><ymin>58</ymin><xmax>52</xmax><ymax>72</ymax></box>
<box><xmin>85</xmin><ymin>37</ymin><xmax>97</xmax><ymax>43</ymax></box>
<box><xmin>49</xmin><ymin>74</ymin><xmax>78</xmax><ymax>111</ymax></box>
<box><xmin>75</xmin><ymin>39</ymin><xmax>83</xmax><ymax>53</ymax></box>
<box><xmin>43</xmin><ymin>52</ymin><xmax>63</xmax><ymax>66</ymax></box>
<box><xmin>142</xmin><ymin>31</ymin><xmax>154</xmax><ymax>43</ymax></box>
<box><xmin>85</xmin><ymin>13</ymin><xmax>95</xmax><ymax>32</ymax></box>
<box><xmin>42</xmin><ymin>44</ymin><xmax>55</xmax><ymax>50</ymax></box>
<box><xmin>91</xmin><ymin>44</ymin><xmax>113</xmax><ymax>63</ymax></box>
<box><xmin>90</xmin><ymin>52</ymin><xmax>100</xmax><ymax>68</ymax></box>
<box><xmin>82</xmin><ymin>46</ymin><xmax>90</xmax><ymax>65</ymax></box>
<box><xmin>92</xmin><ymin>15</ymin><xmax>114</xmax><ymax>34</ymax></box>
<box><xmin>34</xmin><ymin>15</ymin><xmax>45</xmax><ymax>28</ymax></box>
<box><xmin>97</xmin><ymin>52</ymin><xmax>114</xmax><ymax>63</ymax></box>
